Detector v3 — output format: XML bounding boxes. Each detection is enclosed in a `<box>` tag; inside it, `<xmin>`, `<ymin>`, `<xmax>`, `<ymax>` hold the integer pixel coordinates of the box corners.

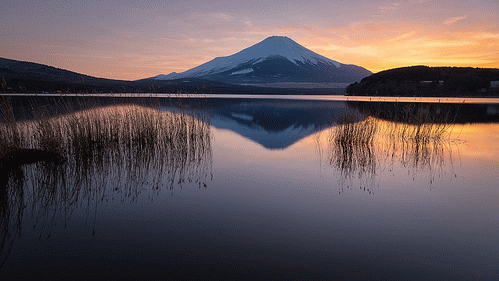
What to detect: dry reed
<box><xmin>328</xmin><ymin>106</ymin><xmax>457</xmax><ymax>193</ymax></box>
<box><xmin>0</xmin><ymin>98</ymin><xmax>213</xmax><ymax>259</ymax></box>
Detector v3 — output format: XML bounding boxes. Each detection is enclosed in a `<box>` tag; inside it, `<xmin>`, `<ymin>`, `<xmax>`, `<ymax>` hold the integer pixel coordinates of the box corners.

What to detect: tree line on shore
<box><xmin>346</xmin><ymin>66</ymin><xmax>499</xmax><ymax>97</ymax></box>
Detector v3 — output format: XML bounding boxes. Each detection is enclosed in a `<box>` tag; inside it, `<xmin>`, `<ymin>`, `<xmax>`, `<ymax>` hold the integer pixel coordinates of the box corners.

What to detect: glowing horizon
<box><xmin>1</xmin><ymin>0</ymin><xmax>498</xmax><ymax>80</ymax></box>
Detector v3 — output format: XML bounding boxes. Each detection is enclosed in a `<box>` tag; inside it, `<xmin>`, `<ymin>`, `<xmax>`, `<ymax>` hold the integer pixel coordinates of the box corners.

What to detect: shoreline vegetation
<box><xmin>0</xmin><ymin>97</ymin><xmax>212</xmax><ymax>185</ymax></box>
<box><xmin>328</xmin><ymin>104</ymin><xmax>459</xmax><ymax>194</ymax></box>
<box><xmin>347</xmin><ymin>66</ymin><xmax>499</xmax><ymax>97</ymax></box>
<box><xmin>0</xmin><ymin>76</ymin><xmax>346</xmax><ymax>95</ymax></box>
<box><xmin>0</xmin><ymin>97</ymin><xmax>213</xmax><ymax>266</ymax></box>
<box><xmin>5</xmin><ymin>57</ymin><xmax>498</xmax><ymax>97</ymax></box>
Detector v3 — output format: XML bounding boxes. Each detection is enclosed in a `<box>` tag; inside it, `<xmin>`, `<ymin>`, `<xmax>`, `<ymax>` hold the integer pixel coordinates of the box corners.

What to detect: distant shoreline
<box><xmin>346</xmin><ymin>66</ymin><xmax>499</xmax><ymax>97</ymax></box>
<box><xmin>2</xmin><ymin>93</ymin><xmax>499</xmax><ymax>104</ymax></box>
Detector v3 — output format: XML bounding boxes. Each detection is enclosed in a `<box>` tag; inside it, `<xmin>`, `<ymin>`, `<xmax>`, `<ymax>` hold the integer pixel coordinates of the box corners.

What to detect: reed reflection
<box><xmin>328</xmin><ymin>113</ymin><xmax>378</xmax><ymax>194</ymax></box>
<box><xmin>327</xmin><ymin>104</ymin><xmax>461</xmax><ymax>194</ymax></box>
<box><xmin>0</xmin><ymin>100</ymin><xmax>212</xmax><ymax>266</ymax></box>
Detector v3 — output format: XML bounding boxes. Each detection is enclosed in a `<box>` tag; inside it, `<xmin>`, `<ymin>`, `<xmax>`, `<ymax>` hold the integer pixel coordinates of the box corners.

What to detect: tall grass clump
<box><xmin>0</xmin><ymin>98</ymin><xmax>26</xmax><ymax>267</ymax></box>
<box><xmin>379</xmin><ymin>107</ymin><xmax>455</xmax><ymax>179</ymax></box>
<box><xmin>0</xmin><ymin>98</ymin><xmax>213</xmax><ymax>261</ymax></box>
<box><xmin>0</xmin><ymin>99</ymin><xmax>24</xmax><ymax>163</ymax></box>
<box><xmin>327</xmin><ymin>105</ymin><xmax>458</xmax><ymax>193</ymax></box>
<box><xmin>386</xmin><ymin>105</ymin><xmax>453</xmax><ymax>146</ymax></box>
<box><xmin>0</xmin><ymin>99</ymin><xmax>212</xmax><ymax>179</ymax></box>
<box><xmin>331</xmin><ymin>111</ymin><xmax>378</xmax><ymax>147</ymax></box>
<box><xmin>0</xmin><ymin>123</ymin><xmax>22</xmax><ymax>162</ymax></box>
<box><xmin>32</xmin><ymin>103</ymin><xmax>213</xmax><ymax>190</ymax></box>
<box><xmin>328</xmin><ymin>111</ymin><xmax>378</xmax><ymax>193</ymax></box>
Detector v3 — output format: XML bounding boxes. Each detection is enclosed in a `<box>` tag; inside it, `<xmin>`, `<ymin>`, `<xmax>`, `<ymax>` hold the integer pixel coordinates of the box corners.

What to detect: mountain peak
<box><xmin>261</xmin><ymin>35</ymin><xmax>293</xmax><ymax>42</ymax></box>
<box><xmin>233</xmin><ymin>36</ymin><xmax>340</xmax><ymax>67</ymax></box>
<box><xmin>259</xmin><ymin>36</ymin><xmax>300</xmax><ymax>46</ymax></box>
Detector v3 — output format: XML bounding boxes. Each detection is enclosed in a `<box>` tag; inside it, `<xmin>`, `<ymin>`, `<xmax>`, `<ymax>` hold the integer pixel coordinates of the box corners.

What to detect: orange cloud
<box><xmin>444</xmin><ymin>16</ymin><xmax>468</xmax><ymax>26</ymax></box>
<box><xmin>292</xmin><ymin>20</ymin><xmax>499</xmax><ymax>73</ymax></box>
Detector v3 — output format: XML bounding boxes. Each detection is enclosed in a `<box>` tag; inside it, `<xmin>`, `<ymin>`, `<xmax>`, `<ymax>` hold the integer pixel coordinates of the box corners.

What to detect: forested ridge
<box><xmin>346</xmin><ymin>66</ymin><xmax>499</xmax><ymax>97</ymax></box>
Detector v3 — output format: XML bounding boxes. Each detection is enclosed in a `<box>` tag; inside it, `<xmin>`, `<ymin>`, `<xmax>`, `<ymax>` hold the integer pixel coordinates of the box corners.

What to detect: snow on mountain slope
<box><xmin>151</xmin><ymin>36</ymin><xmax>371</xmax><ymax>84</ymax></box>
<box><xmin>154</xmin><ymin>36</ymin><xmax>338</xmax><ymax>79</ymax></box>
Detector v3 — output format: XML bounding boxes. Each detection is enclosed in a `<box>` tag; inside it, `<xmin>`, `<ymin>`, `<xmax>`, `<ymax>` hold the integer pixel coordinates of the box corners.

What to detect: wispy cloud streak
<box><xmin>444</xmin><ymin>16</ymin><xmax>467</xmax><ymax>26</ymax></box>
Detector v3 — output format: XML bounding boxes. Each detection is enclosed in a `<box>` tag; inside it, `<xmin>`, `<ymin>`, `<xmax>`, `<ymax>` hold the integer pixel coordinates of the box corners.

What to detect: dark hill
<box><xmin>0</xmin><ymin>57</ymin><xmax>120</xmax><ymax>84</ymax></box>
<box><xmin>0</xmin><ymin>57</ymin><xmax>136</xmax><ymax>93</ymax></box>
<box><xmin>0</xmin><ymin>57</ymin><xmax>343</xmax><ymax>94</ymax></box>
<box><xmin>346</xmin><ymin>66</ymin><xmax>499</xmax><ymax>97</ymax></box>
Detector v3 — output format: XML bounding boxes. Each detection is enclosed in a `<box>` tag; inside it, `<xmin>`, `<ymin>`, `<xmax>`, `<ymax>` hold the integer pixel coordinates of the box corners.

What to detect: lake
<box><xmin>0</xmin><ymin>95</ymin><xmax>498</xmax><ymax>280</ymax></box>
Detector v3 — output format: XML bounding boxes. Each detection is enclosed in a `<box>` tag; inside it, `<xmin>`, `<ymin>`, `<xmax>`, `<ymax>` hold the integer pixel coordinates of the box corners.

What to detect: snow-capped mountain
<box><xmin>151</xmin><ymin>36</ymin><xmax>372</xmax><ymax>85</ymax></box>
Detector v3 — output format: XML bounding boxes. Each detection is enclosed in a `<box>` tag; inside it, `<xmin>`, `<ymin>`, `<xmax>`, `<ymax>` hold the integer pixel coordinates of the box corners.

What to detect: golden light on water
<box><xmin>451</xmin><ymin>123</ymin><xmax>499</xmax><ymax>161</ymax></box>
<box><xmin>306</xmin><ymin>117</ymin><xmax>499</xmax><ymax>185</ymax></box>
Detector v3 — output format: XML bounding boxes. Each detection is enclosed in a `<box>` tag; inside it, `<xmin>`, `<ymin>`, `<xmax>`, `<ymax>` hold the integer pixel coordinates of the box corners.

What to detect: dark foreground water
<box><xmin>0</xmin><ymin>96</ymin><xmax>498</xmax><ymax>280</ymax></box>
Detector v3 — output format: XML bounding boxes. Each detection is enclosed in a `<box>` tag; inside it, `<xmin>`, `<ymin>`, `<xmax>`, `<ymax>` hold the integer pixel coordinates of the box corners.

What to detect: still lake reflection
<box><xmin>1</xmin><ymin>96</ymin><xmax>498</xmax><ymax>280</ymax></box>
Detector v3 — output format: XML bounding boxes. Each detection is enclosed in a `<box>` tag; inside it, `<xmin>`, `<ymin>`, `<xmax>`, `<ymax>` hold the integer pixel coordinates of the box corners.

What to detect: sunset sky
<box><xmin>1</xmin><ymin>0</ymin><xmax>498</xmax><ymax>80</ymax></box>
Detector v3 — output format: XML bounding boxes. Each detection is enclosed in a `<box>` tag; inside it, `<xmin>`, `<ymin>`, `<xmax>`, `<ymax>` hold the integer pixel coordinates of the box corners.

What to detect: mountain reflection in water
<box><xmin>0</xmin><ymin>96</ymin><xmax>498</xmax><ymax>280</ymax></box>
<box><xmin>164</xmin><ymin>98</ymin><xmax>497</xmax><ymax>195</ymax></box>
<box><xmin>0</xmin><ymin>102</ymin><xmax>212</xmax><ymax>266</ymax></box>
<box><xmin>162</xmin><ymin>98</ymin><xmax>350</xmax><ymax>149</ymax></box>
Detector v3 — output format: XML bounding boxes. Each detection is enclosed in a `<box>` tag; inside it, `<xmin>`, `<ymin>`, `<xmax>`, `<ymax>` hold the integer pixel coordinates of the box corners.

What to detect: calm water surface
<box><xmin>0</xmin><ymin>96</ymin><xmax>498</xmax><ymax>280</ymax></box>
